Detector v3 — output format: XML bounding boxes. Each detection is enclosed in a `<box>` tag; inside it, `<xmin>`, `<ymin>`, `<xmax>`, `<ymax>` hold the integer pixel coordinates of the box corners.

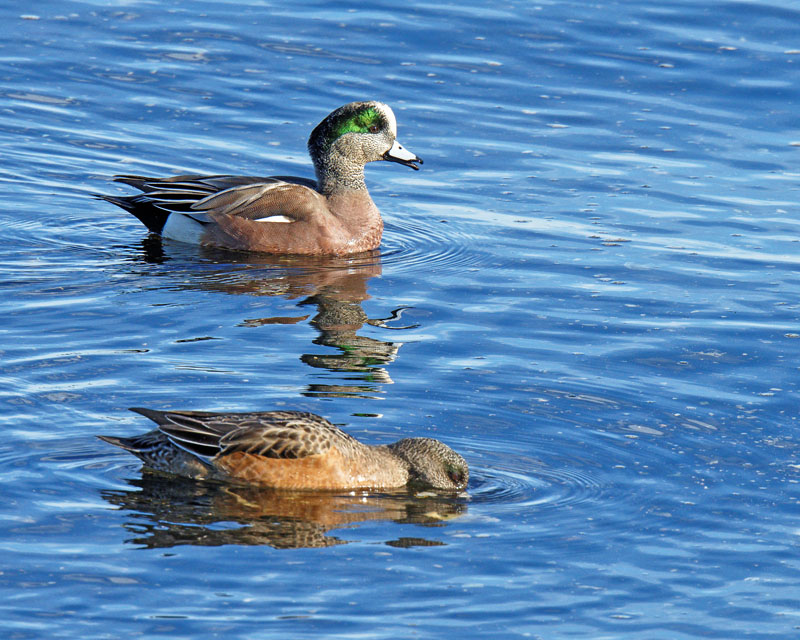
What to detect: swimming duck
<box><xmin>99</xmin><ymin>408</ymin><xmax>468</xmax><ymax>491</ymax></box>
<box><xmin>97</xmin><ymin>101</ymin><xmax>422</xmax><ymax>255</ymax></box>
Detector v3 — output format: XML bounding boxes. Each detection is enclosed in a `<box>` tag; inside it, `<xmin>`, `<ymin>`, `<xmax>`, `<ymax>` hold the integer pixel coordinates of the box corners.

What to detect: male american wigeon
<box><xmin>98</xmin><ymin>101</ymin><xmax>422</xmax><ymax>255</ymax></box>
<box><xmin>99</xmin><ymin>408</ymin><xmax>468</xmax><ymax>491</ymax></box>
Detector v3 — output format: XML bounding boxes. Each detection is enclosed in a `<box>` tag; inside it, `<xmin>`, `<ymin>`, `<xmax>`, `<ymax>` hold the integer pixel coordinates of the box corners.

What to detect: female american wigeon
<box><xmin>98</xmin><ymin>101</ymin><xmax>422</xmax><ymax>255</ymax></box>
<box><xmin>99</xmin><ymin>408</ymin><xmax>468</xmax><ymax>491</ymax></box>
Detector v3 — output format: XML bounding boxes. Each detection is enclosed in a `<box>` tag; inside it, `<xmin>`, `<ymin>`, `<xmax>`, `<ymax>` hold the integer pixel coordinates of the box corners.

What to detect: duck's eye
<box><xmin>368</xmin><ymin>124</ymin><xmax>380</xmax><ymax>134</ymax></box>
<box><xmin>448</xmin><ymin>468</ymin><xmax>463</xmax><ymax>485</ymax></box>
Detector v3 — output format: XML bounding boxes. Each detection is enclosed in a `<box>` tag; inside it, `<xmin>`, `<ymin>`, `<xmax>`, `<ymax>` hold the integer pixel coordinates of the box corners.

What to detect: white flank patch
<box><xmin>162</xmin><ymin>213</ymin><xmax>205</xmax><ymax>244</ymax></box>
<box><xmin>253</xmin><ymin>215</ymin><xmax>293</xmax><ymax>223</ymax></box>
<box><xmin>375</xmin><ymin>102</ymin><xmax>397</xmax><ymax>137</ymax></box>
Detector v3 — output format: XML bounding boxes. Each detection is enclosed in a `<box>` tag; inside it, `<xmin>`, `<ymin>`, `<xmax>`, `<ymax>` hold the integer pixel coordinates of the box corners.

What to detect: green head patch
<box><xmin>308</xmin><ymin>102</ymin><xmax>398</xmax><ymax>160</ymax></box>
<box><xmin>331</xmin><ymin>106</ymin><xmax>383</xmax><ymax>138</ymax></box>
<box><xmin>309</xmin><ymin>103</ymin><xmax>388</xmax><ymax>154</ymax></box>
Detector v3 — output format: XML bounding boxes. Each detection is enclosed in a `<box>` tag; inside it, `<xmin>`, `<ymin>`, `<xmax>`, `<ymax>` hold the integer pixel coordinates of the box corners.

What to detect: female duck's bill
<box><xmin>96</xmin><ymin>101</ymin><xmax>423</xmax><ymax>256</ymax></box>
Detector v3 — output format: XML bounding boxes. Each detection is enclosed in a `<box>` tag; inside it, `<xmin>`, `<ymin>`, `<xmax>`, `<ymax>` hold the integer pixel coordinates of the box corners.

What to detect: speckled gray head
<box><xmin>387</xmin><ymin>437</ymin><xmax>469</xmax><ymax>491</ymax></box>
<box><xmin>307</xmin><ymin>101</ymin><xmax>422</xmax><ymax>182</ymax></box>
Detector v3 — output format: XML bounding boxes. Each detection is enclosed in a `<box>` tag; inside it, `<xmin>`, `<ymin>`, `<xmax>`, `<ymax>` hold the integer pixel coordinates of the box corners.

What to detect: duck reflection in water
<box><xmin>101</xmin><ymin>473</ymin><xmax>467</xmax><ymax>549</ymax></box>
<box><xmin>134</xmin><ymin>242</ymin><xmax>415</xmax><ymax>397</ymax></box>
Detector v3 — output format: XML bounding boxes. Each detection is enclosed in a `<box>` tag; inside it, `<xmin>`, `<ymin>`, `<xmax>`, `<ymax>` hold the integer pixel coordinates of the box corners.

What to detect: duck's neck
<box><xmin>312</xmin><ymin>153</ymin><xmax>384</xmax><ymax>251</ymax></box>
<box><xmin>314</xmin><ymin>153</ymin><xmax>368</xmax><ymax>195</ymax></box>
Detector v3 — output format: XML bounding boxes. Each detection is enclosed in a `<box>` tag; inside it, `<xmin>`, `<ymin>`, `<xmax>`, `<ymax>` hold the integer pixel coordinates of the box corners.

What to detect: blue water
<box><xmin>2</xmin><ymin>0</ymin><xmax>800</xmax><ymax>637</ymax></box>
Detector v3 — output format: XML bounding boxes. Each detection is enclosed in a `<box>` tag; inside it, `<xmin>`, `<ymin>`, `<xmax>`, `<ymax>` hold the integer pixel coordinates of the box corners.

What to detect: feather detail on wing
<box><xmin>218</xmin><ymin>418</ymin><xmax>343</xmax><ymax>459</ymax></box>
<box><xmin>109</xmin><ymin>175</ymin><xmax>321</xmax><ymax>221</ymax></box>
<box><xmin>114</xmin><ymin>174</ymin><xmax>276</xmax><ymax>194</ymax></box>
<box><xmin>190</xmin><ymin>182</ymin><xmax>326</xmax><ymax>223</ymax></box>
<box><xmin>130</xmin><ymin>408</ymin><xmax>356</xmax><ymax>462</ymax></box>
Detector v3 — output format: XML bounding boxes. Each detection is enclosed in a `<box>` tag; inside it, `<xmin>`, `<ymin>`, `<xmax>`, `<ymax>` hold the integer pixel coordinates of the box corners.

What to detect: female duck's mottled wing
<box><xmin>216</xmin><ymin>412</ymin><xmax>358</xmax><ymax>459</ymax></box>
<box><xmin>130</xmin><ymin>408</ymin><xmax>355</xmax><ymax>461</ymax></box>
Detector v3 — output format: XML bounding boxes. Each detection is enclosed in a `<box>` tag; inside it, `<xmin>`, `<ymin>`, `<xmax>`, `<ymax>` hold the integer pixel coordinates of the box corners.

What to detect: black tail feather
<box><xmin>94</xmin><ymin>193</ymin><xmax>170</xmax><ymax>234</ymax></box>
<box><xmin>97</xmin><ymin>434</ymin><xmax>145</xmax><ymax>453</ymax></box>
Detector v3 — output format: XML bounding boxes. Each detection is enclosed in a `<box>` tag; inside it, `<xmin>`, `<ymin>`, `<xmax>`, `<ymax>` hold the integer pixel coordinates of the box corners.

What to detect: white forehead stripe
<box><xmin>375</xmin><ymin>103</ymin><xmax>397</xmax><ymax>137</ymax></box>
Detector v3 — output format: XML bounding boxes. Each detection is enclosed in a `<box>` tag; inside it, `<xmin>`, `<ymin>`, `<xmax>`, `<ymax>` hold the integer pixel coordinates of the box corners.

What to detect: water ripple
<box><xmin>381</xmin><ymin>216</ymin><xmax>492</xmax><ymax>273</ymax></box>
<box><xmin>468</xmin><ymin>453</ymin><xmax>605</xmax><ymax>513</ymax></box>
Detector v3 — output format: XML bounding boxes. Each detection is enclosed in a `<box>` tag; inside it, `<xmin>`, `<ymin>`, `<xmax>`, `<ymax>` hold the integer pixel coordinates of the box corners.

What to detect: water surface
<box><xmin>2</xmin><ymin>1</ymin><xmax>800</xmax><ymax>638</ymax></box>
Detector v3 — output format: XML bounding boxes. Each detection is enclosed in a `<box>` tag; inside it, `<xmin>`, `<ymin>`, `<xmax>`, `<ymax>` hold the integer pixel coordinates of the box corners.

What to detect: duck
<box><xmin>99</xmin><ymin>408</ymin><xmax>468</xmax><ymax>491</ymax></box>
<box><xmin>97</xmin><ymin>101</ymin><xmax>422</xmax><ymax>255</ymax></box>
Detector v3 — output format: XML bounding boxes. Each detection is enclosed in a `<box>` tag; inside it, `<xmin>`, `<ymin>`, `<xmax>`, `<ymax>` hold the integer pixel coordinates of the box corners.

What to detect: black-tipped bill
<box><xmin>383</xmin><ymin>140</ymin><xmax>423</xmax><ymax>170</ymax></box>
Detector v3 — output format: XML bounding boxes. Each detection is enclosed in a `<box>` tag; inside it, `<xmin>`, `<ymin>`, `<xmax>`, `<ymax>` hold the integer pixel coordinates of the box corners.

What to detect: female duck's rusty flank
<box><xmin>99</xmin><ymin>408</ymin><xmax>468</xmax><ymax>491</ymax></box>
<box><xmin>97</xmin><ymin>101</ymin><xmax>422</xmax><ymax>256</ymax></box>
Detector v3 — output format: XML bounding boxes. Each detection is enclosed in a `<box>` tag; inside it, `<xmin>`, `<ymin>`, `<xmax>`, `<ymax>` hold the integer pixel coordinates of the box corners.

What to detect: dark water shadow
<box><xmin>101</xmin><ymin>471</ymin><xmax>467</xmax><ymax>550</ymax></box>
